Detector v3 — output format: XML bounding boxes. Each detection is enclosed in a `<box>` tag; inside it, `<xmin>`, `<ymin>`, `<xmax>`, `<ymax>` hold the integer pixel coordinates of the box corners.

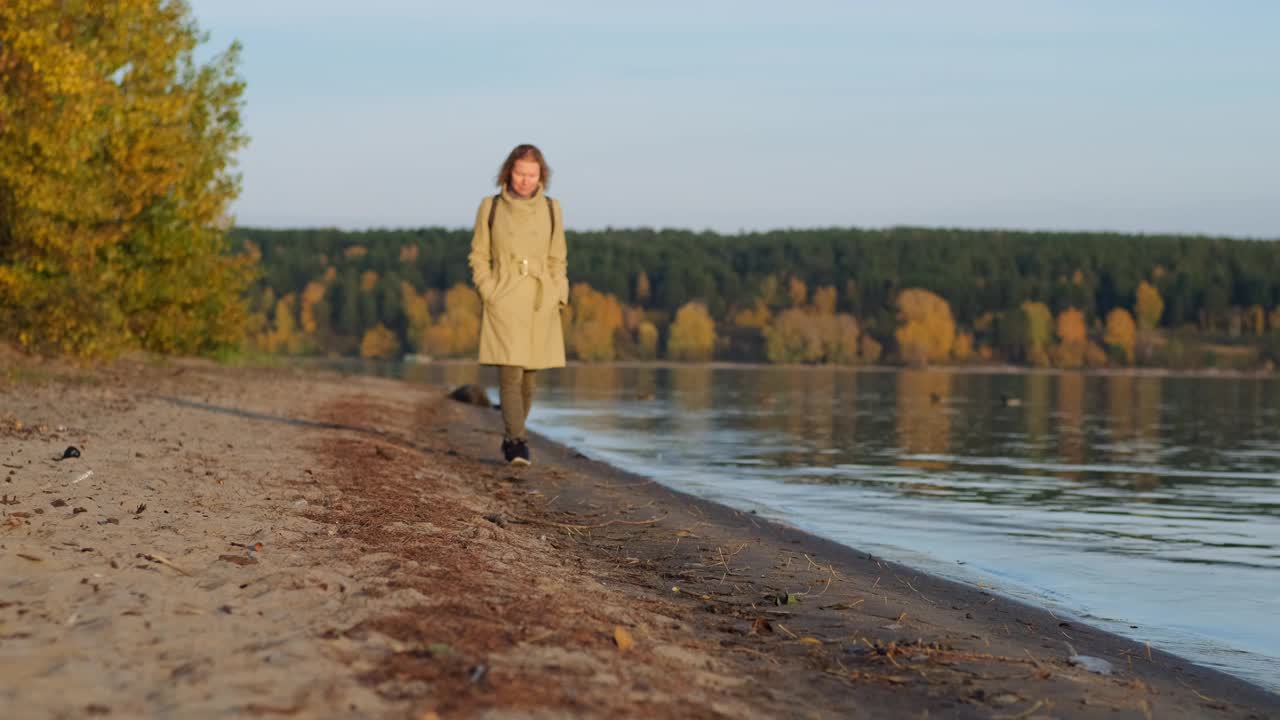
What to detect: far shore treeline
<box><xmin>231</xmin><ymin>226</ymin><xmax>1280</xmax><ymax>371</ymax></box>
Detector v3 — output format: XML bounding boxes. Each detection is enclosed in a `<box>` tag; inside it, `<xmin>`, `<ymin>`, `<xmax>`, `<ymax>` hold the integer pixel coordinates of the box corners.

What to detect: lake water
<box><xmin>363</xmin><ymin>362</ymin><xmax>1280</xmax><ymax>691</ymax></box>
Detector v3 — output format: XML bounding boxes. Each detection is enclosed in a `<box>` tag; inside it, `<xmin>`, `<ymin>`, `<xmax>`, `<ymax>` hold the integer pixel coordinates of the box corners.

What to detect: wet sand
<box><xmin>1</xmin><ymin>356</ymin><xmax>1275</xmax><ymax>718</ymax></box>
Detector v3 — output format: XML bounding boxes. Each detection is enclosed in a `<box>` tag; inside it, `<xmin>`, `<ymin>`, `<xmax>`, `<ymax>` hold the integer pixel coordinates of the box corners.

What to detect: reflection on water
<box><xmin>350</xmin><ymin>361</ymin><xmax>1280</xmax><ymax>691</ymax></box>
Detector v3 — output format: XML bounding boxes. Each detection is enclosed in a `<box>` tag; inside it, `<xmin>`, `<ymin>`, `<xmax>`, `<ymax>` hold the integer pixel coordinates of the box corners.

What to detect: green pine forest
<box><xmin>231</xmin><ymin>225</ymin><xmax>1280</xmax><ymax>370</ymax></box>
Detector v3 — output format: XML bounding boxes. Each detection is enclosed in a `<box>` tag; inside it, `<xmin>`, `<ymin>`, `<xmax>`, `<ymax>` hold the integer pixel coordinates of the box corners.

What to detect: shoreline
<box><xmin>2</xmin><ymin>358</ymin><xmax>1275</xmax><ymax>717</ymax></box>
<box><xmin>336</xmin><ymin>355</ymin><xmax>1280</xmax><ymax>382</ymax></box>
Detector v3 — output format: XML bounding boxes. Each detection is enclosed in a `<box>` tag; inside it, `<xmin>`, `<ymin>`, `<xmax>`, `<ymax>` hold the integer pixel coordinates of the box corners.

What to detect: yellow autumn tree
<box><xmin>765</xmin><ymin>309</ymin><xmax>859</xmax><ymax>364</ymax></box>
<box><xmin>787</xmin><ymin>277</ymin><xmax>809</xmax><ymax>308</ymax></box>
<box><xmin>1052</xmin><ymin>308</ymin><xmax>1088</xmax><ymax>369</ymax></box>
<box><xmin>360</xmin><ymin>324</ymin><xmax>400</xmax><ymax>359</ymax></box>
<box><xmin>812</xmin><ymin>286</ymin><xmax>838</xmax><ymax>315</ymax></box>
<box><xmin>894</xmin><ymin>289</ymin><xmax>955</xmax><ymax>367</ymax></box>
<box><xmin>733</xmin><ymin>299</ymin><xmax>772</xmax><ymax>329</ymax></box>
<box><xmin>667</xmin><ymin>302</ymin><xmax>716</xmax><ymax>361</ymax></box>
<box><xmin>1244</xmin><ymin>305</ymin><xmax>1266</xmax><ymax>336</ymax></box>
<box><xmin>1104</xmin><ymin>308</ymin><xmax>1137</xmax><ymax>364</ymax></box>
<box><xmin>1022</xmin><ymin>301</ymin><xmax>1053</xmax><ymax>352</ymax></box>
<box><xmin>422</xmin><ymin>283</ymin><xmax>480</xmax><ymax>357</ymax></box>
<box><xmin>860</xmin><ymin>335</ymin><xmax>884</xmax><ymax>364</ymax></box>
<box><xmin>951</xmin><ymin>331</ymin><xmax>975</xmax><ymax>363</ymax></box>
<box><xmin>636</xmin><ymin>321</ymin><xmax>659</xmax><ymax>359</ymax></box>
<box><xmin>247</xmin><ymin>294</ymin><xmax>303</xmax><ymax>355</ymax></box>
<box><xmin>1134</xmin><ymin>281</ymin><xmax>1164</xmax><ymax>330</ymax></box>
<box><xmin>0</xmin><ymin>1</ymin><xmax>250</xmax><ymax>357</ymax></box>
<box><xmin>568</xmin><ymin>283</ymin><xmax>624</xmax><ymax>362</ymax></box>
<box><xmin>819</xmin><ymin>313</ymin><xmax>860</xmax><ymax>364</ymax></box>
<box><xmin>401</xmin><ymin>282</ymin><xmax>432</xmax><ymax>354</ymax></box>
<box><xmin>635</xmin><ymin>271</ymin><xmax>651</xmax><ymax>306</ymax></box>
<box><xmin>765</xmin><ymin>309</ymin><xmax>824</xmax><ymax>364</ymax></box>
<box><xmin>299</xmin><ymin>281</ymin><xmax>327</xmax><ymax>336</ymax></box>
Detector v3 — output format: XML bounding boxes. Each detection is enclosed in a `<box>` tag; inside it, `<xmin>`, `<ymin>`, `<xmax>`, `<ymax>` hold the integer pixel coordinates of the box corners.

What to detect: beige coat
<box><xmin>469</xmin><ymin>186</ymin><xmax>568</xmax><ymax>369</ymax></box>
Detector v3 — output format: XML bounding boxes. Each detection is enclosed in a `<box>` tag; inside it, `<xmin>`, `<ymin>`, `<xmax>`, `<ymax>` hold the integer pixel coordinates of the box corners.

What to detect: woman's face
<box><xmin>510</xmin><ymin>158</ymin><xmax>541</xmax><ymax>197</ymax></box>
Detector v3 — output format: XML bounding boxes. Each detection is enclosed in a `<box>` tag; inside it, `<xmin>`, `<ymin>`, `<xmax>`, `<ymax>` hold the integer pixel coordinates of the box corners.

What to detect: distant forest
<box><xmin>230</xmin><ymin>226</ymin><xmax>1280</xmax><ymax>370</ymax></box>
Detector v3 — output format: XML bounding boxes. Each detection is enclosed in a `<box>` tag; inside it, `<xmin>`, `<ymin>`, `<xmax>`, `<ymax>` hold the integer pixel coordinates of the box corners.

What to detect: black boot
<box><xmin>502</xmin><ymin>438</ymin><xmax>531</xmax><ymax>466</ymax></box>
<box><xmin>513</xmin><ymin>439</ymin><xmax>531</xmax><ymax>466</ymax></box>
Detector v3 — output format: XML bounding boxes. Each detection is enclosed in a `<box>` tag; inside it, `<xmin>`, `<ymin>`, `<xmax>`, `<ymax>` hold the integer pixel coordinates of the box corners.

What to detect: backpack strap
<box><xmin>487</xmin><ymin>193</ymin><xmax>500</xmax><ymax>233</ymax></box>
<box><xmin>487</xmin><ymin>192</ymin><xmax>556</xmax><ymax>239</ymax></box>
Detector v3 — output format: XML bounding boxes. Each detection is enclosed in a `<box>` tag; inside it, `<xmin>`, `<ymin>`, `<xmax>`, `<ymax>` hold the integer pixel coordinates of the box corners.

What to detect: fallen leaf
<box><xmin>799</xmin><ymin>637</ymin><xmax>823</xmax><ymax>645</ymax></box>
<box><xmin>614</xmin><ymin>626</ymin><xmax>634</xmax><ymax>651</ymax></box>
<box><xmin>750</xmin><ymin>618</ymin><xmax>773</xmax><ymax>635</ymax></box>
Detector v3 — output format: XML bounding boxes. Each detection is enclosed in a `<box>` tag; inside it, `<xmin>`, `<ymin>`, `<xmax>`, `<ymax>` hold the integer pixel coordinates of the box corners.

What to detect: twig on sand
<box><xmin>1176</xmin><ymin>678</ymin><xmax>1221</xmax><ymax>705</ymax></box>
<box><xmin>143</xmin><ymin>552</ymin><xmax>191</xmax><ymax>576</ymax></box>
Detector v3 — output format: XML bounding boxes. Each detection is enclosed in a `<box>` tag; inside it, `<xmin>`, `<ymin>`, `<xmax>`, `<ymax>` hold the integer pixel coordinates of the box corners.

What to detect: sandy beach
<box><xmin>1</xmin><ymin>355</ymin><xmax>1276</xmax><ymax>719</ymax></box>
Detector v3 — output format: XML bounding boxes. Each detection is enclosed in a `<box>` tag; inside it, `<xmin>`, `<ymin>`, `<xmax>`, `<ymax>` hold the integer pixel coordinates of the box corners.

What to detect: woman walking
<box><xmin>469</xmin><ymin>144</ymin><xmax>569</xmax><ymax>465</ymax></box>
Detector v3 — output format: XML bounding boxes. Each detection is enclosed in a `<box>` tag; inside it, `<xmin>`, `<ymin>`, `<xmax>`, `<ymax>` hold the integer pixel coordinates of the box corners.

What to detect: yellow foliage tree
<box><xmin>765</xmin><ymin>309</ymin><xmax>824</xmax><ymax>363</ymax></box>
<box><xmin>360</xmin><ymin>324</ymin><xmax>400</xmax><ymax>359</ymax></box>
<box><xmin>635</xmin><ymin>271</ymin><xmax>651</xmax><ymax>306</ymax></box>
<box><xmin>1245</xmin><ymin>305</ymin><xmax>1266</xmax><ymax>336</ymax></box>
<box><xmin>733</xmin><ymin>299</ymin><xmax>772</xmax><ymax>329</ymax></box>
<box><xmin>636</xmin><ymin>321</ymin><xmax>659</xmax><ymax>360</ymax></box>
<box><xmin>765</xmin><ymin>309</ymin><xmax>859</xmax><ymax>364</ymax></box>
<box><xmin>667</xmin><ymin>302</ymin><xmax>716</xmax><ymax>361</ymax></box>
<box><xmin>1021</xmin><ymin>301</ymin><xmax>1053</xmax><ymax>352</ymax></box>
<box><xmin>812</xmin><ymin>286</ymin><xmax>838</xmax><ymax>315</ymax></box>
<box><xmin>401</xmin><ymin>282</ymin><xmax>432</xmax><ymax>354</ymax></box>
<box><xmin>250</xmin><ymin>294</ymin><xmax>303</xmax><ymax>355</ymax></box>
<box><xmin>422</xmin><ymin>283</ymin><xmax>480</xmax><ymax>357</ymax></box>
<box><xmin>819</xmin><ymin>313</ymin><xmax>860</xmax><ymax>365</ymax></box>
<box><xmin>1104</xmin><ymin>308</ymin><xmax>1137</xmax><ymax>364</ymax></box>
<box><xmin>568</xmin><ymin>283</ymin><xmax>624</xmax><ymax>362</ymax></box>
<box><xmin>1052</xmin><ymin>307</ymin><xmax>1088</xmax><ymax>369</ymax></box>
<box><xmin>0</xmin><ymin>1</ymin><xmax>251</xmax><ymax>357</ymax></box>
<box><xmin>860</xmin><ymin>335</ymin><xmax>884</xmax><ymax>364</ymax></box>
<box><xmin>894</xmin><ymin>289</ymin><xmax>955</xmax><ymax>366</ymax></box>
<box><xmin>1135</xmin><ymin>281</ymin><xmax>1164</xmax><ymax>330</ymax></box>
<box><xmin>1056</xmin><ymin>308</ymin><xmax>1087</xmax><ymax>345</ymax></box>
<box><xmin>951</xmin><ymin>331</ymin><xmax>975</xmax><ymax>363</ymax></box>
<box><xmin>299</xmin><ymin>282</ymin><xmax>327</xmax><ymax>335</ymax></box>
<box><xmin>787</xmin><ymin>277</ymin><xmax>808</xmax><ymax>308</ymax></box>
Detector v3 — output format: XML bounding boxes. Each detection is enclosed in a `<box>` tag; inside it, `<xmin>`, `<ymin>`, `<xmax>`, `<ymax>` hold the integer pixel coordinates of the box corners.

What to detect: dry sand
<box><xmin>1</xmin><ymin>355</ymin><xmax>1275</xmax><ymax>719</ymax></box>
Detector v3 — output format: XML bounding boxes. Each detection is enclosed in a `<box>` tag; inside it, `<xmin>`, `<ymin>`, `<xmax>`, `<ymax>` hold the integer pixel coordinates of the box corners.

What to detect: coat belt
<box><xmin>493</xmin><ymin>256</ymin><xmax>549</xmax><ymax>310</ymax></box>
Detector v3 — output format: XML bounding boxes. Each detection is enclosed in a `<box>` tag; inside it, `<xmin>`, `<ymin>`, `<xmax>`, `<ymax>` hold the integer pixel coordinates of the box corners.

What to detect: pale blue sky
<box><xmin>190</xmin><ymin>1</ymin><xmax>1279</xmax><ymax>236</ymax></box>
